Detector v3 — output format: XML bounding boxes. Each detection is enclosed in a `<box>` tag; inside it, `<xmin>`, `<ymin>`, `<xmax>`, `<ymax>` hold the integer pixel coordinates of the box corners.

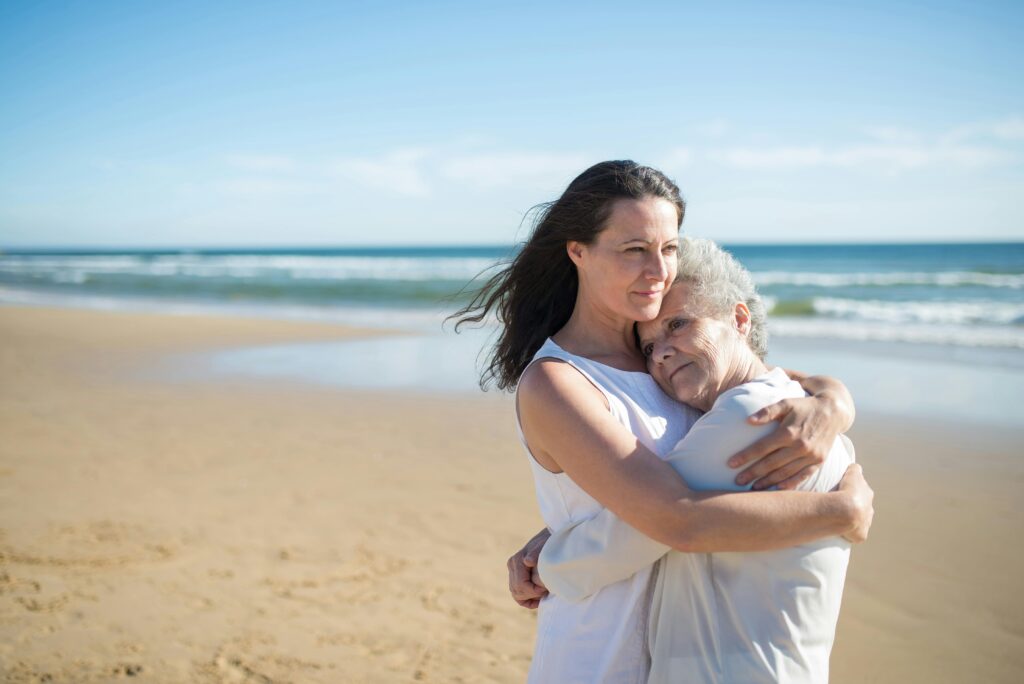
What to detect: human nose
<box><xmin>644</xmin><ymin>251</ymin><xmax>670</xmax><ymax>281</ymax></box>
<box><xmin>651</xmin><ymin>338</ymin><xmax>674</xmax><ymax>365</ymax></box>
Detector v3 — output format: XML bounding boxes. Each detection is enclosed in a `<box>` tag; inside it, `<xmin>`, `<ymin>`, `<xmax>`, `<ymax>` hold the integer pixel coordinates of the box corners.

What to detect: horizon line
<box><xmin>3</xmin><ymin>238</ymin><xmax>1024</xmax><ymax>254</ymax></box>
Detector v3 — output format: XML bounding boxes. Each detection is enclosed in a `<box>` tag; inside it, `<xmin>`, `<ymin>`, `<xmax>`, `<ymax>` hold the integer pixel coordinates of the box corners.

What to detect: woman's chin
<box><xmin>630</xmin><ymin>300</ymin><xmax>663</xmax><ymax>322</ymax></box>
<box><xmin>669</xmin><ymin>380</ymin><xmax>705</xmax><ymax>410</ymax></box>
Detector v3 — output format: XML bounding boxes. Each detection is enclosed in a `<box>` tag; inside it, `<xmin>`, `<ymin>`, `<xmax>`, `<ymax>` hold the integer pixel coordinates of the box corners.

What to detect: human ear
<box><xmin>566</xmin><ymin>241</ymin><xmax>586</xmax><ymax>267</ymax></box>
<box><xmin>734</xmin><ymin>302</ymin><xmax>752</xmax><ymax>336</ymax></box>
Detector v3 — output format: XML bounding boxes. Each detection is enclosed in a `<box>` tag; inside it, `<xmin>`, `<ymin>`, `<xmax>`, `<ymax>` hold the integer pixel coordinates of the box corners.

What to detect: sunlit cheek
<box><xmin>695</xmin><ymin>332</ymin><xmax>727</xmax><ymax>380</ymax></box>
<box><xmin>655</xmin><ymin>370</ymin><xmax>674</xmax><ymax>396</ymax></box>
<box><xmin>665</xmin><ymin>258</ymin><xmax>678</xmax><ymax>283</ymax></box>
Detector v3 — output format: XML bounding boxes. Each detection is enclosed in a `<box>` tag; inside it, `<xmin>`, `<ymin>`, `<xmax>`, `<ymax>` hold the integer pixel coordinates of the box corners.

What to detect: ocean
<box><xmin>4</xmin><ymin>242</ymin><xmax>1023</xmax><ymax>426</ymax></box>
<box><xmin>2</xmin><ymin>242</ymin><xmax>1022</xmax><ymax>350</ymax></box>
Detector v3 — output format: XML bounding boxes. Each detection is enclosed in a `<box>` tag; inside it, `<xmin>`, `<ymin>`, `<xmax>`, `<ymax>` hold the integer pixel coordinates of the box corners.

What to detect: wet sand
<box><xmin>1</xmin><ymin>305</ymin><xmax>1021</xmax><ymax>682</ymax></box>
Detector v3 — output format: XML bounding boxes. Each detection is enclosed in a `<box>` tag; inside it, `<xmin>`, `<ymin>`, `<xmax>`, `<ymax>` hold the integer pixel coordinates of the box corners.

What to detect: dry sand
<box><xmin>1</xmin><ymin>305</ymin><xmax>1021</xmax><ymax>683</ymax></box>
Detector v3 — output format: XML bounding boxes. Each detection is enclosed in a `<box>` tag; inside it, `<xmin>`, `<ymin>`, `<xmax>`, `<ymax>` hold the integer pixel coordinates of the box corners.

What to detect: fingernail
<box><xmin>735</xmin><ymin>476</ymin><xmax>749</xmax><ymax>486</ymax></box>
<box><xmin>727</xmin><ymin>458</ymin><xmax>740</xmax><ymax>467</ymax></box>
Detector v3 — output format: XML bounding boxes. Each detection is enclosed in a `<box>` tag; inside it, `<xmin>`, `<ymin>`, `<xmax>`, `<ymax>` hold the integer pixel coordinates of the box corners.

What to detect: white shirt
<box><xmin>517</xmin><ymin>338</ymin><xmax>700</xmax><ymax>683</ymax></box>
<box><xmin>539</xmin><ymin>368</ymin><xmax>854</xmax><ymax>683</ymax></box>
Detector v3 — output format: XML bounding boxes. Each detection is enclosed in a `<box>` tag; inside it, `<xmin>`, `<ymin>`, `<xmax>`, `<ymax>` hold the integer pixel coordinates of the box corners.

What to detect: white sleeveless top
<box><xmin>534</xmin><ymin>368</ymin><xmax>855</xmax><ymax>683</ymax></box>
<box><xmin>516</xmin><ymin>338</ymin><xmax>700</xmax><ymax>683</ymax></box>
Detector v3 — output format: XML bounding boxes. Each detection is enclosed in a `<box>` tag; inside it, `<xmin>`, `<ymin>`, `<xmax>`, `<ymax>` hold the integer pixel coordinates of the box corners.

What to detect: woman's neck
<box><xmin>719</xmin><ymin>349</ymin><xmax>769</xmax><ymax>401</ymax></box>
<box><xmin>552</xmin><ymin>293</ymin><xmax>644</xmax><ymax>371</ymax></box>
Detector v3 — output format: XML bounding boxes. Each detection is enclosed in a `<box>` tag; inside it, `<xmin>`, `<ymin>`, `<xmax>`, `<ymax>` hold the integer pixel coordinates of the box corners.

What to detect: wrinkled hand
<box><xmin>837</xmin><ymin>463</ymin><xmax>874</xmax><ymax>543</ymax></box>
<box><xmin>507</xmin><ymin>528</ymin><xmax>551</xmax><ymax>609</ymax></box>
<box><xmin>728</xmin><ymin>395</ymin><xmax>842</xmax><ymax>490</ymax></box>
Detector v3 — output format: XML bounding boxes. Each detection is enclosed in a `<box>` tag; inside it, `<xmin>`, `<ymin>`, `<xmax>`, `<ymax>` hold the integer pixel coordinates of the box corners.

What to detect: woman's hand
<box><xmin>837</xmin><ymin>463</ymin><xmax>874</xmax><ymax>543</ymax></box>
<box><xmin>507</xmin><ymin>528</ymin><xmax>551</xmax><ymax>609</ymax></box>
<box><xmin>727</xmin><ymin>388</ymin><xmax>852</xmax><ymax>491</ymax></box>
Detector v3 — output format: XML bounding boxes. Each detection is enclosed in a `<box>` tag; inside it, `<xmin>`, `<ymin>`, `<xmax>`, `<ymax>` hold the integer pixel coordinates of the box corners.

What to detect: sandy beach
<box><xmin>1</xmin><ymin>304</ymin><xmax>1022</xmax><ymax>683</ymax></box>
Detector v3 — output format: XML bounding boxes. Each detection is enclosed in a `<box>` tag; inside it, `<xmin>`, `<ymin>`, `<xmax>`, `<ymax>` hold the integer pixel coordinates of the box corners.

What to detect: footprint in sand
<box><xmin>203</xmin><ymin>637</ymin><xmax>330</xmax><ymax>684</ymax></box>
<box><xmin>0</xmin><ymin>520</ymin><xmax>179</xmax><ymax>569</ymax></box>
<box><xmin>260</xmin><ymin>543</ymin><xmax>409</xmax><ymax>607</ymax></box>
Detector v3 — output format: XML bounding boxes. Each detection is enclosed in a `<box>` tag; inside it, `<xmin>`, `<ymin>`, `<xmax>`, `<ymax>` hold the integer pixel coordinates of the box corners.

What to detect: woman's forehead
<box><xmin>637</xmin><ymin>285</ymin><xmax>694</xmax><ymax>337</ymax></box>
<box><xmin>660</xmin><ymin>283</ymin><xmax>694</xmax><ymax>313</ymax></box>
<box><xmin>599</xmin><ymin>197</ymin><xmax>679</xmax><ymax>240</ymax></box>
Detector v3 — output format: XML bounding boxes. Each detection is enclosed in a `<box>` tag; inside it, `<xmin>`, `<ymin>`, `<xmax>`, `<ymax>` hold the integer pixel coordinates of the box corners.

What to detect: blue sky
<box><xmin>2</xmin><ymin>0</ymin><xmax>1022</xmax><ymax>247</ymax></box>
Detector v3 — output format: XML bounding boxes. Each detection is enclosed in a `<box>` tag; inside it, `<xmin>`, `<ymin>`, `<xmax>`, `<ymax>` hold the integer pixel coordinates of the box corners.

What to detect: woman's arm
<box><xmin>537</xmin><ymin>463</ymin><xmax>870</xmax><ymax>602</ymax></box>
<box><xmin>534</xmin><ymin>387</ymin><xmax>866</xmax><ymax>602</ymax></box>
<box><xmin>517</xmin><ymin>361</ymin><xmax>870</xmax><ymax>553</ymax></box>
<box><xmin>508</xmin><ymin>456</ymin><xmax>874</xmax><ymax>607</ymax></box>
<box><xmin>792</xmin><ymin>371</ymin><xmax>856</xmax><ymax>429</ymax></box>
<box><xmin>727</xmin><ymin>372</ymin><xmax>855</xmax><ymax>490</ymax></box>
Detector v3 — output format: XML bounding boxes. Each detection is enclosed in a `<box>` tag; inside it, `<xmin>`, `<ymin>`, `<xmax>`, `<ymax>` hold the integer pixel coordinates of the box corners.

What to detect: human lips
<box><xmin>633</xmin><ymin>288</ymin><xmax>664</xmax><ymax>298</ymax></box>
<box><xmin>667</xmin><ymin>361</ymin><xmax>692</xmax><ymax>384</ymax></box>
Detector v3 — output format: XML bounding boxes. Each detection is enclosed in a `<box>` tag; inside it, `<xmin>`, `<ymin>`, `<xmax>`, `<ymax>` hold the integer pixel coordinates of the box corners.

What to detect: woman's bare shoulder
<box><xmin>518</xmin><ymin>358</ymin><xmax>606</xmax><ymax>413</ymax></box>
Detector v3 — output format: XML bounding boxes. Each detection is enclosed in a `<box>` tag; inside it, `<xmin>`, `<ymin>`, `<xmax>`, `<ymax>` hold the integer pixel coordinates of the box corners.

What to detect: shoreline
<box><xmin>1</xmin><ymin>304</ymin><xmax>1022</xmax><ymax>682</ymax></box>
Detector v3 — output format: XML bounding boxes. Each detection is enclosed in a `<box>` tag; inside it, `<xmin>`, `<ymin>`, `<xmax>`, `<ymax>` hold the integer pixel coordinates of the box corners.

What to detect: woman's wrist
<box><xmin>795</xmin><ymin>372</ymin><xmax>856</xmax><ymax>433</ymax></box>
<box><xmin>836</xmin><ymin>484</ymin><xmax>872</xmax><ymax>541</ymax></box>
<box><xmin>835</xmin><ymin>490</ymin><xmax>860</xmax><ymax>535</ymax></box>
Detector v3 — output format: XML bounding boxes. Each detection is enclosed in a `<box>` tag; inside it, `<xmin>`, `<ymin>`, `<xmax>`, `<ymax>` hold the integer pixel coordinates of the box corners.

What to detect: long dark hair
<box><xmin>450</xmin><ymin>160</ymin><xmax>685</xmax><ymax>391</ymax></box>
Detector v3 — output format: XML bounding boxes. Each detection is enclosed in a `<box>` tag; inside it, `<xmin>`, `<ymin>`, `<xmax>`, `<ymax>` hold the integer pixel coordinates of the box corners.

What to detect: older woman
<box><xmin>534</xmin><ymin>237</ymin><xmax>861</xmax><ymax>683</ymax></box>
<box><xmin>454</xmin><ymin>161</ymin><xmax>872</xmax><ymax>683</ymax></box>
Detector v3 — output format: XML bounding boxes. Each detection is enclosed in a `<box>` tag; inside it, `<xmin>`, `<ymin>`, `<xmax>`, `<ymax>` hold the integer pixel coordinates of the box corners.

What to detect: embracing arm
<box><xmin>518</xmin><ymin>361</ymin><xmax>869</xmax><ymax>556</ymax></box>
<box><xmin>537</xmin><ymin>384</ymin><xmax>868</xmax><ymax>601</ymax></box>
<box><xmin>728</xmin><ymin>371</ymin><xmax>855</xmax><ymax>490</ymax></box>
<box><xmin>793</xmin><ymin>371</ymin><xmax>856</xmax><ymax>429</ymax></box>
<box><xmin>540</xmin><ymin>466</ymin><xmax>870</xmax><ymax>601</ymax></box>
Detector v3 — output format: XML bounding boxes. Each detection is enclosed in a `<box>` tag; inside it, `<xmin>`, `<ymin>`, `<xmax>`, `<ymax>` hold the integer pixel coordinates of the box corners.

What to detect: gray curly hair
<box><xmin>674</xmin><ymin>237</ymin><xmax>768</xmax><ymax>359</ymax></box>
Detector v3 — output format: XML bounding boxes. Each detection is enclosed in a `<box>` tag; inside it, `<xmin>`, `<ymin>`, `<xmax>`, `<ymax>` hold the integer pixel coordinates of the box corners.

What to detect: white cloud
<box><xmin>829</xmin><ymin>143</ymin><xmax>1007</xmax><ymax>169</ymax></box>
<box><xmin>195</xmin><ymin>117</ymin><xmax>1024</xmax><ymax>209</ymax></box>
<box><xmin>215</xmin><ymin>178</ymin><xmax>321</xmax><ymax>196</ymax></box>
<box><xmin>438</xmin><ymin>152</ymin><xmax>590</xmax><ymax>189</ymax></box>
<box><xmin>331</xmin><ymin>148</ymin><xmax>432</xmax><ymax>197</ymax></box>
<box><xmin>708</xmin><ymin>138</ymin><xmax>1014</xmax><ymax>172</ymax></box>
<box><xmin>659</xmin><ymin>147</ymin><xmax>693</xmax><ymax>171</ymax></box>
<box><xmin>700</xmin><ymin>117</ymin><xmax>1021</xmax><ymax>172</ymax></box>
<box><xmin>992</xmin><ymin>117</ymin><xmax>1024</xmax><ymax>141</ymax></box>
<box><xmin>709</xmin><ymin>146</ymin><xmax>827</xmax><ymax>169</ymax></box>
<box><xmin>696</xmin><ymin>189</ymin><xmax>1024</xmax><ymax>243</ymax></box>
<box><xmin>88</xmin><ymin>158</ymin><xmax>176</xmax><ymax>174</ymax></box>
<box><xmin>213</xmin><ymin>147</ymin><xmax>590</xmax><ymax>200</ymax></box>
<box><xmin>942</xmin><ymin>116</ymin><xmax>1024</xmax><ymax>144</ymax></box>
<box><xmin>862</xmin><ymin>126</ymin><xmax>922</xmax><ymax>144</ymax></box>
<box><xmin>706</xmin><ymin>143</ymin><xmax>992</xmax><ymax>170</ymax></box>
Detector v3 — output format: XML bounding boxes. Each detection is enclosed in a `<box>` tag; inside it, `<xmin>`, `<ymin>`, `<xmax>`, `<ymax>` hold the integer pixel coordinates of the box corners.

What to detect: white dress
<box><xmin>516</xmin><ymin>338</ymin><xmax>700</xmax><ymax>684</ymax></box>
<box><xmin>538</xmin><ymin>367</ymin><xmax>855</xmax><ymax>684</ymax></box>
